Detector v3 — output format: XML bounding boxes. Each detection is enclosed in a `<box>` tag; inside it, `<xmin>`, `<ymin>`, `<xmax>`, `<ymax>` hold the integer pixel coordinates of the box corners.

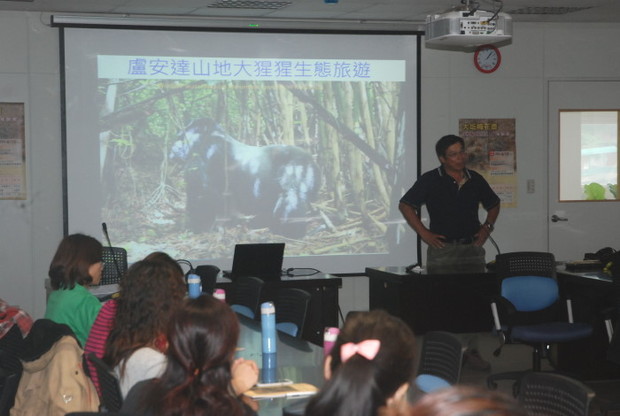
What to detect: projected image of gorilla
<box><xmin>97</xmin><ymin>77</ymin><xmax>409</xmax><ymax>264</ymax></box>
<box><xmin>170</xmin><ymin>118</ymin><xmax>320</xmax><ymax>239</ymax></box>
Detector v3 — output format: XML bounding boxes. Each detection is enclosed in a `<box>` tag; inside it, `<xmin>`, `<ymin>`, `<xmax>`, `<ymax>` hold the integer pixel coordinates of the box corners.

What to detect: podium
<box><xmin>366</xmin><ymin>266</ymin><xmax>495</xmax><ymax>334</ymax></box>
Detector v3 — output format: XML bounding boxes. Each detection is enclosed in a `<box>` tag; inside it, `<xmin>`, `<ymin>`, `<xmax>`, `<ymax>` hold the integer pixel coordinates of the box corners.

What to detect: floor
<box><xmin>414</xmin><ymin>332</ymin><xmax>620</xmax><ymax>416</ymax></box>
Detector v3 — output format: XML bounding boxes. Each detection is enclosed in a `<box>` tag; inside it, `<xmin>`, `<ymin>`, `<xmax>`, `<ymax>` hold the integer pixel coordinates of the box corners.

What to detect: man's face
<box><xmin>439</xmin><ymin>142</ymin><xmax>467</xmax><ymax>172</ymax></box>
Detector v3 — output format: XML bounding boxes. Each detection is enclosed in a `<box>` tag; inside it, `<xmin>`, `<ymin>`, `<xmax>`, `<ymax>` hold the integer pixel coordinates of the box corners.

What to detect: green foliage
<box><xmin>609</xmin><ymin>183</ymin><xmax>618</xmax><ymax>198</ymax></box>
<box><xmin>583</xmin><ymin>182</ymin><xmax>606</xmax><ymax>200</ymax></box>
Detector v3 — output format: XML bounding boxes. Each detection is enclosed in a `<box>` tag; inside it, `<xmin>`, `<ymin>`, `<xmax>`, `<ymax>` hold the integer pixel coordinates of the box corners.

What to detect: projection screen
<box><xmin>61</xmin><ymin>26</ymin><xmax>421</xmax><ymax>274</ymax></box>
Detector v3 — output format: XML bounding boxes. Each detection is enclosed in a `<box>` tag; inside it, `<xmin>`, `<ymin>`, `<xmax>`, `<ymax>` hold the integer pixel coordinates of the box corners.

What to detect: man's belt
<box><xmin>442</xmin><ymin>237</ymin><xmax>474</xmax><ymax>244</ymax></box>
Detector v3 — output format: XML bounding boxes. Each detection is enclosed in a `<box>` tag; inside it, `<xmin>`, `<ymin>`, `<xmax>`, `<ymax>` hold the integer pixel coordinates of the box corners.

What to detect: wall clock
<box><xmin>473</xmin><ymin>44</ymin><xmax>501</xmax><ymax>73</ymax></box>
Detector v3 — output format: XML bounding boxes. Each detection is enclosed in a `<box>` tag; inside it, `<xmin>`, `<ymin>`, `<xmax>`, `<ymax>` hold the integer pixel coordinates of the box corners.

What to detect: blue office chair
<box><xmin>275</xmin><ymin>288</ymin><xmax>311</xmax><ymax>338</ymax></box>
<box><xmin>487</xmin><ymin>251</ymin><xmax>593</xmax><ymax>390</ymax></box>
<box><xmin>414</xmin><ymin>331</ymin><xmax>466</xmax><ymax>394</ymax></box>
<box><xmin>229</xmin><ymin>276</ymin><xmax>265</xmax><ymax>319</ymax></box>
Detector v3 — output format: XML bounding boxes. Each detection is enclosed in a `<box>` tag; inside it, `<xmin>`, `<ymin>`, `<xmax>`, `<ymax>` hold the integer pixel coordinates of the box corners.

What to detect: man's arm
<box><xmin>474</xmin><ymin>203</ymin><xmax>500</xmax><ymax>246</ymax></box>
<box><xmin>484</xmin><ymin>203</ymin><xmax>500</xmax><ymax>228</ymax></box>
<box><xmin>399</xmin><ymin>202</ymin><xmax>446</xmax><ymax>249</ymax></box>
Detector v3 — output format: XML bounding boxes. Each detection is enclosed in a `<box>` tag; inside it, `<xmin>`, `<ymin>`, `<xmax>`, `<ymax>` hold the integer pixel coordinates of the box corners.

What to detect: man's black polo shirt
<box><xmin>400</xmin><ymin>166</ymin><xmax>500</xmax><ymax>241</ymax></box>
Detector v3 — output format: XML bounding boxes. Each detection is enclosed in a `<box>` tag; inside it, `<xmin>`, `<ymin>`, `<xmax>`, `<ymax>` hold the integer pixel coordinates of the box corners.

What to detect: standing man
<box><xmin>399</xmin><ymin>134</ymin><xmax>501</xmax><ymax>371</ymax></box>
<box><xmin>399</xmin><ymin>134</ymin><xmax>500</xmax><ymax>273</ymax></box>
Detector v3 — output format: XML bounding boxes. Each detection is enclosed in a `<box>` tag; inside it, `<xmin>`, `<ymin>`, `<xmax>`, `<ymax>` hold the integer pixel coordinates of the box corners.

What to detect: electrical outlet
<box><xmin>527</xmin><ymin>179</ymin><xmax>535</xmax><ymax>194</ymax></box>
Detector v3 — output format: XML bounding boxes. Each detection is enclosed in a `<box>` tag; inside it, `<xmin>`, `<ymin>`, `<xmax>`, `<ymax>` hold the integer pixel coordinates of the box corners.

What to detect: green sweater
<box><xmin>45</xmin><ymin>284</ymin><xmax>102</xmax><ymax>346</ymax></box>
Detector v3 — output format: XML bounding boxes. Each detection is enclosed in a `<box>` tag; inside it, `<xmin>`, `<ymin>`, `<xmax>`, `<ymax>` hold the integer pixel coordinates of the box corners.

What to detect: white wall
<box><xmin>0</xmin><ymin>12</ymin><xmax>62</xmax><ymax>319</ymax></box>
<box><xmin>0</xmin><ymin>14</ymin><xmax>618</xmax><ymax>318</ymax></box>
<box><xmin>420</xmin><ymin>22</ymin><xmax>620</xmax><ymax>259</ymax></box>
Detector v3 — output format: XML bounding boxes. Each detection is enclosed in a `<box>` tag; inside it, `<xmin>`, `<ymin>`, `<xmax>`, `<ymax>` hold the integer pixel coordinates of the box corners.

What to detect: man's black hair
<box><xmin>436</xmin><ymin>134</ymin><xmax>465</xmax><ymax>158</ymax></box>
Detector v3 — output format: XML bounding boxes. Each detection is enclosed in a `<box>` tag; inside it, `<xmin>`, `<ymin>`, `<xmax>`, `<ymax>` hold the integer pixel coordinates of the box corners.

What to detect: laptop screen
<box><xmin>231</xmin><ymin>243</ymin><xmax>285</xmax><ymax>281</ymax></box>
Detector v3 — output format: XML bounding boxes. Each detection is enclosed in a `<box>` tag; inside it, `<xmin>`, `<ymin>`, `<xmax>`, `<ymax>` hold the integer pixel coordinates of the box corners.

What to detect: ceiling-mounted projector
<box><xmin>425</xmin><ymin>9</ymin><xmax>512</xmax><ymax>48</ymax></box>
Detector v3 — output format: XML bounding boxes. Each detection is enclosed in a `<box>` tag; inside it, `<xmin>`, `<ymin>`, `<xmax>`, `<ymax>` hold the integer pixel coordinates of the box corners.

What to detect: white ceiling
<box><xmin>2</xmin><ymin>0</ymin><xmax>620</xmax><ymax>26</ymax></box>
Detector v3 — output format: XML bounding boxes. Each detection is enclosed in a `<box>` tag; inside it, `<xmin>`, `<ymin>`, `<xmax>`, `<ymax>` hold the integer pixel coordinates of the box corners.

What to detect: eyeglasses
<box><xmin>446</xmin><ymin>150</ymin><xmax>466</xmax><ymax>158</ymax></box>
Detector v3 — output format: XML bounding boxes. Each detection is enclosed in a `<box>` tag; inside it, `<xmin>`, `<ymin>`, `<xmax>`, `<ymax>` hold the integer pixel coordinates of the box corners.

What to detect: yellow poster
<box><xmin>459</xmin><ymin>119</ymin><xmax>517</xmax><ymax>208</ymax></box>
<box><xmin>0</xmin><ymin>103</ymin><xmax>26</xmax><ymax>200</ymax></box>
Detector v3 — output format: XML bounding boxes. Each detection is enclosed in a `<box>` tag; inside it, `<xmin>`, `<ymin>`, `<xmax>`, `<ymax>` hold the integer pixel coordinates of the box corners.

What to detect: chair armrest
<box><xmin>565</xmin><ymin>298</ymin><xmax>574</xmax><ymax>323</ymax></box>
<box><xmin>491</xmin><ymin>301</ymin><xmax>502</xmax><ymax>332</ymax></box>
<box><xmin>489</xmin><ymin>296</ymin><xmax>517</xmax><ymax>326</ymax></box>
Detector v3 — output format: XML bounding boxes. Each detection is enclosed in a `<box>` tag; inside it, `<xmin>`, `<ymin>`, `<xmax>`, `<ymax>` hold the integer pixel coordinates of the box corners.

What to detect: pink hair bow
<box><xmin>340</xmin><ymin>339</ymin><xmax>381</xmax><ymax>362</ymax></box>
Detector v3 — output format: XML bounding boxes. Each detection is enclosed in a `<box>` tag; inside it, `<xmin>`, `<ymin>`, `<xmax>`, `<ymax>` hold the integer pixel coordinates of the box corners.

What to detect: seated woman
<box><xmin>103</xmin><ymin>258</ymin><xmax>186</xmax><ymax>397</ymax></box>
<box><xmin>44</xmin><ymin>233</ymin><xmax>103</xmax><ymax>347</ymax></box>
<box><xmin>121</xmin><ymin>295</ymin><xmax>259</xmax><ymax>416</ymax></box>
<box><xmin>84</xmin><ymin>252</ymin><xmax>180</xmax><ymax>395</ymax></box>
<box><xmin>304</xmin><ymin>309</ymin><xmax>417</xmax><ymax>416</ymax></box>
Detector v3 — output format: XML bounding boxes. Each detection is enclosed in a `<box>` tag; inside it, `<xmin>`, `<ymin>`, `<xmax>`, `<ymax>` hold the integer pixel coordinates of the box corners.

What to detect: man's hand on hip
<box><xmin>421</xmin><ymin>229</ymin><xmax>447</xmax><ymax>249</ymax></box>
<box><xmin>473</xmin><ymin>225</ymin><xmax>491</xmax><ymax>246</ymax></box>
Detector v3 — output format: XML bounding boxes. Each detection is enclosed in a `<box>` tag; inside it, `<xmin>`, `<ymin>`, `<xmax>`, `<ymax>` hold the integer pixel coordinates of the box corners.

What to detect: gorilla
<box><xmin>170</xmin><ymin>118</ymin><xmax>320</xmax><ymax>238</ymax></box>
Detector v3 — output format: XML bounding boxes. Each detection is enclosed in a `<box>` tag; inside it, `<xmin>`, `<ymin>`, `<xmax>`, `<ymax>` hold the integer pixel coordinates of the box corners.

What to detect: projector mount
<box><xmin>425</xmin><ymin>0</ymin><xmax>512</xmax><ymax>49</ymax></box>
<box><xmin>458</xmin><ymin>0</ymin><xmax>504</xmax><ymax>21</ymax></box>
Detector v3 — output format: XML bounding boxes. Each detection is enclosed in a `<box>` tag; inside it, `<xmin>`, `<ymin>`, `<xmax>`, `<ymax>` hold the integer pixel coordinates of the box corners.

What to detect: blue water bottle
<box><xmin>187</xmin><ymin>272</ymin><xmax>202</xmax><ymax>299</ymax></box>
<box><xmin>261</xmin><ymin>301</ymin><xmax>277</xmax><ymax>383</ymax></box>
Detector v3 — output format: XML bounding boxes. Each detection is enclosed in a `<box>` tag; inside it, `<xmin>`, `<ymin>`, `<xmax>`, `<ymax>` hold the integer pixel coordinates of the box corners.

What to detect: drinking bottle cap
<box><xmin>261</xmin><ymin>301</ymin><xmax>275</xmax><ymax>314</ymax></box>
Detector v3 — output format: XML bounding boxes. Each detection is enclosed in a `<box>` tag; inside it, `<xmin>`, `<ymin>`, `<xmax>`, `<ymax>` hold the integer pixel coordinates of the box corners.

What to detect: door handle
<box><xmin>551</xmin><ymin>214</ymin><xmax>568</xmax><ymax>222</ymax></box>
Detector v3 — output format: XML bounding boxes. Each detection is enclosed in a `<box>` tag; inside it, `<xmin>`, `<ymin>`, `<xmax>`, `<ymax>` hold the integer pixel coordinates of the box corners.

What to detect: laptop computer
<box><xmin>229</xmin><ymin>243</ymin><xmax>285</xmax><ymax>281</ymax></box>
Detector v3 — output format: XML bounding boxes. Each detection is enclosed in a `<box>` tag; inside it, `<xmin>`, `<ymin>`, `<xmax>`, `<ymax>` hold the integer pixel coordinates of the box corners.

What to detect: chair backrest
<box><xmin>501</xmin><ymin>276</ymin><xmax>559</xmax><ymax>312</ymax></box>
<box><xmin>0</xmin><ymin>349</ymin><xmax>22</xmax><ymax>416</ymax></box>
<box><xmin>495</xmin><ymin>252</ymin><xmax>556</xmax><ymax>279</ymax></box>
<box><xmin>0</xmin><ymin>325</ymin><xmax>24</xmax><ymax>371</ymax></box>
<box><xmin>229</xmin><ymin>276</ymin><xmax>265</xmax><ymax>320</ymax></box>
<box><xmin>85</xmin><ymin>353</ymin><xmax>123</xmax><ymax>412</ymax></box>
<box><xmin>194</xmin><ymin>265</ymin><xmax>220</xmax><ymax>295</ymax></box>
<box><xmin>517</xmin><ymin>372</ymin><xmax>595</xmax><ymax>416</ymax></box>
<box><xmin>415</xmin><ymin>331</ymin><xmax>465</xmax><ymax>393</ymax></box>
<box><xmin>100</xmin><ymin>247</ymin><xmax>128</xmax><ymax>286</ymax></box>
<box><xmin>275</xmin><ymin>288</ymin><xmax>311</xmax><ymax>338</ymax></box>
<box><xmin>0</xmin><ymin>324</ymin><xmax>25</xmax><ymax>415</ymax></box>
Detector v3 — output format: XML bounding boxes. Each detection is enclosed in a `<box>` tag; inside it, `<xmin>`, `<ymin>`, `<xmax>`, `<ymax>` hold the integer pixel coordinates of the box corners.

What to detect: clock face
<box><xmin>474</xmin><ymin>45</ymin><xmax>501</xmax><ymax>73</ymax></box>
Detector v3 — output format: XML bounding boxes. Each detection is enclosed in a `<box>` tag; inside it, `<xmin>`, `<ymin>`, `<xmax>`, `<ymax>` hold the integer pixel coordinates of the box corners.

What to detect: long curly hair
<box><xmin>48</xmin><ymin>233</ymin><xmax>102</xmax><ymax>290</ymax></box>
<box><xmin>305</xmin><ymin>309</ymin><xmax>417</xmax><ymax>416</ymax></box>
<box><xmin>141</xmin><ymin>295</ymin><xmax>244</xmax><ymax>416</ymax></box>
<box><xmin>103</xmin><ymin>257</ymin><xmax>186</xmax><ymax>374</ymax></box>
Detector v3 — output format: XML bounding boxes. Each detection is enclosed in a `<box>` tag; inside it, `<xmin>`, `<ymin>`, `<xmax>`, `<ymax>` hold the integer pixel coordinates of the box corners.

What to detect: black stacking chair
<box><xmin>194</xmin><ymin>265</ymin><xmax>220</xmax><ymax>295</ymax></box>
<box><xmin>85</xmin><ymin>353</ymin><xmax>123</xmax><ymax>412</ymax></box>
<box><xmin>517</xmin><ymin>372</ymin><xmax>595</xmax><ymax>416</ymax></box>
<box><xmin>598</xmin><ymin>314</ymin><xmax>620</xmax><ymax>416</ymax></box>
<box><xmin>414</xmin><ymin>331</ymin><xmax>466</xmax><ymax>394</ymax></box>
<box><xmin>229</xmin><ymin>276</ymin><xmax>265</xmax><ymax>320</ymax></box>
<box><xmin>487</xmin><ymin>252</ymin><xmax>593</xmax><ymax>391</ymax></box>
<box><xmin>100</xmin><ymin>247</ymin><xmax>128</xmax><ymax>286</ymax></box>
<box><xmin>275</xmin><ymin>288</ymin><xmax>311</xmax><ymax>338</ymax></box>
<box><xmin>0</xmin><ymin>325</ymin><xmax>24</xmax><ymax>368</ymax></box>
<box><xmin>0</xmin><ymin>325</ymin><xmax>24</xmax><ymax>416</ymax></box>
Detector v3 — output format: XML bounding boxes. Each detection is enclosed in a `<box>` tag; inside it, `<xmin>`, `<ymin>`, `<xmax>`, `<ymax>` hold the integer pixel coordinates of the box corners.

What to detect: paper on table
<box><xmin>244</xmin><ymin>383</ymin><xmax>318</xmax><ymax>400</ymax></box>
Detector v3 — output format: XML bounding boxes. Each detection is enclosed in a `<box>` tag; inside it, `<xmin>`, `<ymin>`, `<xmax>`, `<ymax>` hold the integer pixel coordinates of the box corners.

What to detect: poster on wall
<box><xmin>459</xmin><ymin>118</ymin><xmax>517</xmax><ymax>208</ymax></box>
<box><xmin>0</xmin><ymin>103</ymin><xmax>26</xmax><ymax>200</ymax></box>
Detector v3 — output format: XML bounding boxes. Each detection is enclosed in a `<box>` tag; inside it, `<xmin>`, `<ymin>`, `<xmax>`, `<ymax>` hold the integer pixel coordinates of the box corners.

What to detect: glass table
<box><xmin>236</xmin><ymin>314</ymin><xmax>324</xmax><ymax>416</ymax></box>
